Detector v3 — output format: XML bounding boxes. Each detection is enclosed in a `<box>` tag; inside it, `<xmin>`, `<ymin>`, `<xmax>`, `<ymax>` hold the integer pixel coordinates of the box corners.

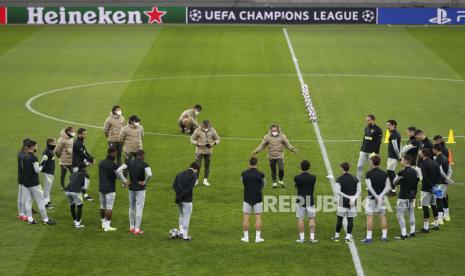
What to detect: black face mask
<box><xmin>48</xmin><ymin>144</ymin><xmax>56</xmax><ymax>150</ymax></box>
<box><xmin>107</xmin><ymin>155</ymin><xmax>116</xmax><ymax>161</ymax></box>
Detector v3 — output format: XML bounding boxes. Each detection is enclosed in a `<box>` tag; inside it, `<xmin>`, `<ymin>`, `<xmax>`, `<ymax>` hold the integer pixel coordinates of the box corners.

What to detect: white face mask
<box><xmin>271</xmin><ymin>131</ymin><xmax>279</xmax><ymax>137</ymax></box>
<box><xmin>70</xmin><ymin>132</ymin><xmax>76</xmax><ymax>138</ymax></box>
<box><xmin>194</xmin><ymin>111</ymin><xmax>199</xmax><ymax>116</ymax></box>
<box><xmin>134</xmin><ymin>122</ymin><xmax>140</xmax><ymax>127</ymax></box>
<box><xmin>116</xmin><ymin>110</ymin><xmax>122</xmax><ymax>116</ymax></box>
<box><xmin>203</xmin><ymin>128</ymin><xmax>209</xmax><ymax>132</ymax></box>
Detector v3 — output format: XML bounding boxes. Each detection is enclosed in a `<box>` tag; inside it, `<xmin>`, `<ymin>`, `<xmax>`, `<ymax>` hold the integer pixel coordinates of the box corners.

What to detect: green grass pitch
<box><xmin>0</xmin><ymin>25</ymin><xmax>464</xmax><ymax>275</ymax></box>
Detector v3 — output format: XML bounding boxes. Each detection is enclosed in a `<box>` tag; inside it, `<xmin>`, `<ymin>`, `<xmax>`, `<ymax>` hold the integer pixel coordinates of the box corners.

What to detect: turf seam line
<box><xmin>283</xmin><ymin>27</ymin><xmax>365</xmax><ymax>276</ymax></box>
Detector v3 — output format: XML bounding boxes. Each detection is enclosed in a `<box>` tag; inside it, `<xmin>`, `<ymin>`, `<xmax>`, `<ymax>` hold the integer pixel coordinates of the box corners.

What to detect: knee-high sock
<box><xmin>76</xmin><ymin>204</ymin><xmax>83</xmax><ymax>222</ymax></box>
<box><xmin>443</xmin><ymin>194</ymin><xmax>449</xmax><ymax>209</ymax></box>
<box><xmin>431</xmin><ymin>205</ymin><xmax>438</xmax><ymax>218</ymax></box>
<box><xmin>70</xmin><ymin>204</ymin><xmax>76</xmax><ymax>221</ymax></box>
<box><xmin>347</xmin><ymin>217</ymin><xmax>354</xmax><ymax>234</ymax></box>
<box><xmin>422</xmin><ymin>206</ymin><xmax>430</xmax><ymax>219</ymax></box>
<box><xmin>436</xmin><ymin>198</ymin><xmax>444</xmax><ymax>213</ymax></box>
<box><xmin>335</xmin><ymin>216</ymin><xmax>343</xmax><ymax>233</ymax></box>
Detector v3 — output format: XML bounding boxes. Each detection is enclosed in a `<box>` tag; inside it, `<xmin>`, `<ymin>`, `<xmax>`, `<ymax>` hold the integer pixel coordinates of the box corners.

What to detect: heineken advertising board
<box><xmin>0</xmin><ymin>6</ymin><xmax>185</xmax><ymax>24</ymax></box>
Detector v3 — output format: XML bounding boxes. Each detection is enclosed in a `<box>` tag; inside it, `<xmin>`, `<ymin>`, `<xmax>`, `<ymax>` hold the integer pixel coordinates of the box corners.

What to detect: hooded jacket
<box><xmin>190</xmin><ymin>127</ymin><xmax>220</xmax><ymax>155</ymax></box>
<box><xmin>178</xmin><ymin>109</ymin><xmax>199</xmax><ymax>128</ymax></box>
<box><xmin>254</xmin><ymin>130</ymin><xmax>296</xmax><ymax>159</ymax></box>
<box><xmin>54</xmin><ymin>129</ymin><xmax>73</xmax><ymax>166</ymax></box>
<box><xmin>119</xmin><ymin>123</ymin><xmax>144</xmax><ymax>153</ymax></box>
<box><xmin>104</xmin><ymin>112</ymin><xmax>125</xmax><ymax>142</ymax></box>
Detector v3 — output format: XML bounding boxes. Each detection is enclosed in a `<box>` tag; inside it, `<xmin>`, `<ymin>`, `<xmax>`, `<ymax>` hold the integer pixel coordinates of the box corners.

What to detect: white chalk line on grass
<box><xmin>25</xmin><ymin>73</ymin><xmax>464</xmax><ymax>144</ymax></box>
<box><xmin>283</xmin><ymin>28</ymin><xmax>365</xmax><ymax>276</ymax></box>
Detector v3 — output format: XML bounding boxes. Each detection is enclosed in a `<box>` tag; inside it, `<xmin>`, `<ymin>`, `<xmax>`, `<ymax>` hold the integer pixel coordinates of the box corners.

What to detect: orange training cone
<box><xmin>448</xmin><ymin>149</ymin><xmax>455</xmax><ymax>165</ymax></box>
<box><xmin>446</xmin><ymin>129</ymin><xmax>456</xmax><ymax>144</ymax></box>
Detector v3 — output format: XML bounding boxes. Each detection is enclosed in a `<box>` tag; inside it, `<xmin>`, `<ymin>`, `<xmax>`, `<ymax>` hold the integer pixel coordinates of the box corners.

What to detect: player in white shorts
<box><xmin>361</xmin><ymin>155</ymin><xmax>390</xmax><ymax>243</ymax></box>
<box><xmin>241</xmin><ymin>157</ymin><xmax>265</xmax><ymax>243</ymax></box>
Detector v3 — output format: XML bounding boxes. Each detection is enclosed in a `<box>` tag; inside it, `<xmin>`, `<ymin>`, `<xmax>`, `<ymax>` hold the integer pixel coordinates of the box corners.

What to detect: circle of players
<box><xmin>17</xmin><ymin>107</ymin><xmax>453</xmax><ymax>243</ymax></box>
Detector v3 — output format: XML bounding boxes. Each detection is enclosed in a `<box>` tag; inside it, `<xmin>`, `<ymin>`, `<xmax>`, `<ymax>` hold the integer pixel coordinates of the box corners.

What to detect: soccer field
<box><xmin>1</xmin><ymin>25</ymin><xmax>464</xmax><ymax>275</ymax></box>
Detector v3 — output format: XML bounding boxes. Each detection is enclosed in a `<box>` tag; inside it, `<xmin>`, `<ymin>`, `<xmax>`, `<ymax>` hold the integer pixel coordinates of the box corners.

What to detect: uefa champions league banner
<box><xmin>186</xmin><ymin>7</ymin><xmax>377</xmax><ymax>24</ymax></box>
<box><xmin>0</xmin><ymin>6</ymin><xmax>186</xmax><ymax>24</ymax></box>
<box><xmin>378</xmin><ymin>8</ymin><xmax>465</xmax><ymax>25</ymax></box>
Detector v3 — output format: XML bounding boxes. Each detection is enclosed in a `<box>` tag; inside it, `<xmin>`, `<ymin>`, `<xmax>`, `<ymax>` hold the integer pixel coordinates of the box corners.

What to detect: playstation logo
<box><xmin>429</xmin><ymin>8</ymin><xmax>452</xmax><ymax>24</ymax></box>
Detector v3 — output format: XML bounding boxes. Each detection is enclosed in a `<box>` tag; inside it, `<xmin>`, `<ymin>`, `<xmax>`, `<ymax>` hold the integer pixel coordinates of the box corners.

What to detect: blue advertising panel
<box><xmin>378</xmin><ymin>8</ymin><xmax>465</xmax><ymax>25</ymax></box>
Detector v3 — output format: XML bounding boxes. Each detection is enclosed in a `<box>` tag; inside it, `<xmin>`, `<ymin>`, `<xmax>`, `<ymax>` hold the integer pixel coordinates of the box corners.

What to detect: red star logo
<box><xmin>144</xmin><ymin>7</ymin><xmax>167</xmax><ymax>24</ymax></box>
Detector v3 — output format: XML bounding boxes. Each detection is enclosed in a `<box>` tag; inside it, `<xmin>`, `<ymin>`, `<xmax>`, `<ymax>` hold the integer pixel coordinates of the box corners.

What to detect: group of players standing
<box><xmin>352</xmin><ymin>114</ymin><xmax>453</xmax><ymax>243</ymax></box>
<box><xmin>15</xmin><ymin>106</ymin><xmax>454</xmax><ymax>244</ymax></box>
<box><xmin>16</xmin><ymin>104</ymin><xmax>226</xmax><ymax>240</ymax></box>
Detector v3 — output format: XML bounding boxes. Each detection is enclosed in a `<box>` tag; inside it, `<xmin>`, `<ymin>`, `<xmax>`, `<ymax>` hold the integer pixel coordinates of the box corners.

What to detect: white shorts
<box><xmin>365</xmin><ymin>198</ymin><xmax>387</xmax><ymax>215</ymax></box>
<box><xmin>296</xmin><ymin>205</ymin><xmax>316</xmax><ymax>219</ymax></box>
<box><xmin>387</xmin><ymin>158</ymin><xmax>398</xmax><ymax>171</ymax></box>
<box><xmin>65</xmin><ymin>192</ymin><xmax>83</xmax><ymax>205</ymax></box>
<box><xmin>337</xmin><ymin>206</ymin><xmax>357</xmax><ymax>218</ymax></box>
<box><xmin>397</xmin><ymin>198</ymin><xmax>415</xmax><ymax>212</ymax></box>
<box><xmin>243</xmin><ymin>202</ymin><xmax>262</xmax><ymax>214</ymax></box>
<box><xmin>99</xmin><ymin>192</ymin><xmax>116</xmax><ymax>210</ymax></box>
<box><xmin>357</xmin><ymin>152</ymin><xmax>371</xmax><ymax>167</ymax></box>
<box><xmin>421</xmin><ymin>191</ymin><xmax>436</xmax><ymax>206</ymax></box>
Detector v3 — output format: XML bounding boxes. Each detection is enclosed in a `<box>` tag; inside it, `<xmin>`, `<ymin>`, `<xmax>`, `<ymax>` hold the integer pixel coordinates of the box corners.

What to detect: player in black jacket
<box><xmin>22</xmin><ymin>140</ymin><xmax>56</xmax><ymax>225</ymax></box>
<box><xmin>65</xmin><ymin>163</ymin><xmax>89</xmax><ymax>229</ymax></box>
<box><xmin>294</xmin><ymin>160</ymin><xmax>317</xmax><ymax>243</ymax></box>
<box><xmin>72</xmin><ymin>128</ymin><xmax>94</xmax><ymax>201</ymax></box>
<box><xmin>415</xmin><ymin>130</ymin><xmax>433</xmax><ymax>168</ymax></box>
<box><xmin>433</xmin><ymin>135</ymin><xmax>449</xmax><ymax>160</ymax></box>
<box><xmin>386</xmin><ymin>120</ymin><xmax>401</xmax><ymax>196</ymax></box>
<box><xmin>433</xmin><ymin>144</ymin><xmax>453</xmax><ymax>225</ymax></box>
<box><xmin>361</xmin><ymin>155</ymin><xmax>390</xmax><ymax>243</ymax></box>
<box><xmin>172</xmin><ymin>162</ymin><xmax>200</xmax><ymax>240</ymax></box>
<box><xmin>357</xmin><ymin>115</ymin><xmax>383</xmax><ymax>181</ymax></box>
<box><xmin>99</xmin><ymin>148</ymin><xmax>126</xmax><ymax>232</ymax></box>
<box><xmin>333</xmin><ymin>162</ymin><xmax>361</xmax><ymax>243</ymax></box>
<box><xmin>241</xmin><ymin>157</ymin><xmax>266</xmax><ymax>243</ymax></box>
<box><xmin>393</xmin><ymin>155</ymin><xmax>419</xmax><ymax>239</ymax></box>
<box><xmin>17</xmin><ymin>138</ymin><xmax>31</xmax><ymax>221</ymax></box>
<box><xmin>419</xmin><ymin>148</ymin><xmax>440</xmax><ymax>233</ymax></box>
<box><xmin>116</xmin><ymin>150</ymin><xmax>152</xmax><ymax>235</ymax></box>
<box><xmin>40</xmin><ymin>138</ymin><xmax>56</xmax><ymax>209</ymax></box>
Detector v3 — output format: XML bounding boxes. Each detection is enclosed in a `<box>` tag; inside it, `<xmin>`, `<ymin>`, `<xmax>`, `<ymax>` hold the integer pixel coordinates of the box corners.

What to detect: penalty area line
<box><xmin>283</xmin><ymin>27</ymin><xmax>365</xmax><ymax>276</ymax></box>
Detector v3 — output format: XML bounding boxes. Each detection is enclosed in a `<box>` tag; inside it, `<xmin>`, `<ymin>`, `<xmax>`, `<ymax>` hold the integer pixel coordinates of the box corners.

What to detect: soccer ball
<box><xmin>362</xmin><ymin>10</ymin><xmax>375</xmax><ymax>23</ymax></box>
<box><xmin>169</xmin><ymin>228</ymin><xmax>180</xmax><ymax>239</ymax></box>
<box><xmin>189</xmin><ymin>9</ymin><xmax>202</xmax><ymax>22</ymax></box>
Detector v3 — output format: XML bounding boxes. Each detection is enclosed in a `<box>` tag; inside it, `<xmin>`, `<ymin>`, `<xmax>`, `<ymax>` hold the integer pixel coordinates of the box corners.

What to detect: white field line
<box><xmin>283</xmin><ymin>28</ymin><xmax>365</xmax><ymax>276</ymax></box>
<box><xmin>25</xmin><ymin>74</ymin><xmax>464</xmax><ymax>144</ymax></box>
